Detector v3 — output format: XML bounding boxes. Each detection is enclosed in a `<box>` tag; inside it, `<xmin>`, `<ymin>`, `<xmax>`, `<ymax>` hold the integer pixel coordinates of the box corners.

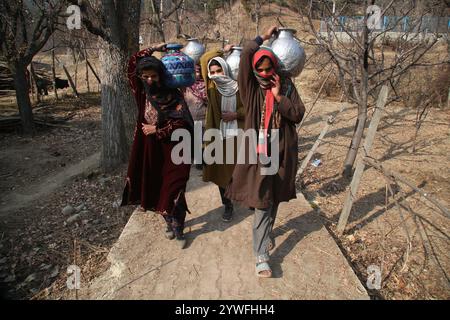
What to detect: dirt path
<box><xmin>80</xmin><ymin>172</ymin><xmax>368</xmax><ymax>300</ymax></box>
<box><xmin>0</xmin><ymin>152</ymin><xmax>100</xmax><ymax>216</ymax></box>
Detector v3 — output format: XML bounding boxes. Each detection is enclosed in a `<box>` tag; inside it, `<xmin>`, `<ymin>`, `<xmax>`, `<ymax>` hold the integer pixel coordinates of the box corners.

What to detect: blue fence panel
<box><xmin>321</xmin><ymin>15</ymin><xmax>449</xmax><ymax>33</ymax></box>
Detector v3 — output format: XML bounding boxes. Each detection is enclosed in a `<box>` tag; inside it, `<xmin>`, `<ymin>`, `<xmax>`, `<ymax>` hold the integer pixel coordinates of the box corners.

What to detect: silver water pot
<box><xmin>225</xmin><ymin>46</ymin><xmax>243</xmax><ymax>81</ymax></box>
<box><xmin>183</xmin><ymin>38</ymin><xmax>205</xmax><ymax>64</ymax></box>
<box><xmin>269</xmin><ymin>28</ymin><xmax>306</xmax><ymax>77</ymax></box>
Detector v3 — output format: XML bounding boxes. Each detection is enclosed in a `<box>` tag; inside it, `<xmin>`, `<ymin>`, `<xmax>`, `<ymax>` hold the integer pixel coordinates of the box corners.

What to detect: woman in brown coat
<box><xmin>225</xmin><ymin>27</ymin><xmax>306</xmax><ymax>277</ymax></box>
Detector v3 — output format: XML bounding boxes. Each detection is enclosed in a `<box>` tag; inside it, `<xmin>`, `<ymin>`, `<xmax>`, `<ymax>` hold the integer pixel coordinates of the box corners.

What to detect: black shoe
<box><xmin>222</xmin><ymin>205</ymin><xmax>233</xmax><ymax>222</ymax></box>
<box><xmin>164</xmin><ymin>224</ymin><xmax>175</xmax><ymax>240</ymax></box>
<box><xmin>174</xmin><ymin>227</ymin><xmax>187</xmax><ymax>249</ymax></box>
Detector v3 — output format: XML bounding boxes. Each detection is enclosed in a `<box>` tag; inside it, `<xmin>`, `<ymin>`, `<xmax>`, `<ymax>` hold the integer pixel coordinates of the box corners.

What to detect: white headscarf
<box><xmin>207</xmin><ymin>57</ymin><xmax>239</xmax><ymax>139</ymax></box>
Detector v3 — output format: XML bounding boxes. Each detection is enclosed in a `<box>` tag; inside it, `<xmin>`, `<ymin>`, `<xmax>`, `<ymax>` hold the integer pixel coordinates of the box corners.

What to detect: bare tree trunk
<box><xmin>52</xmin><ymin>35</ymin><xmax>59</xmax><ymax>100</ymax></box>
<box><xmin>98</xmin><ymin>0</ymin><xmax>140</xmax><ymax>171</ymax></box>
<box><xmin>255</xmin><ymin>1</ymin><xmax>260</xmax><ymax>36</ymax></box>
<box><xmin>12</xmin><ymin>62</ymin><xmax>35</xmax><ymax>135</ymax></box>
<box><xmin>99</xmin><ymin>46</ymin><xmax>135</xmax><ymax>170</ymax></box>
<box><xmin>150</xmin><ymin>0</ymin><xmax>166</xmax><ymax>42</ymax></box>
<box><xmin>342</xmin><ymin>15</ymin><xmax>370</xmax><ymax>178</ymax></box>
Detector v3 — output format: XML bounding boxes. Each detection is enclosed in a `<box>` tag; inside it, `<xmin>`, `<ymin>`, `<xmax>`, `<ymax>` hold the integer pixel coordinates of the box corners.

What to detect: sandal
<box><xmin>256</xmin><ymin>262</ymin><xmax>272</xmax><ymax>278</ymax></box>
<box><xmin>267</xmin><ymin>237</ymin><xmax>275</xmax><ymax>252</ymax></box>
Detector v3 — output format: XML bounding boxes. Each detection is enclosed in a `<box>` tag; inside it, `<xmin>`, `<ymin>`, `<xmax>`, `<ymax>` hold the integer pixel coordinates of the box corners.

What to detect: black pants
<box><xmin>219</xmin><ymin>186</ymin><xmax>233</xmax><ymax>208</ymax></box>
<box><xmin>163</xmin><ymin>200</ymin><xmax>187</xmax><ymax>236</ymax></box>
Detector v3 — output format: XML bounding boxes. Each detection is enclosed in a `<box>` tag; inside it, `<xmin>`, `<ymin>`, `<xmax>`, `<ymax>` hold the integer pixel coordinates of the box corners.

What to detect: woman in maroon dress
<box><xmin>121</xmin><ymin>43</ymin><xmax>194</xmax><ymax>249</ymax></box>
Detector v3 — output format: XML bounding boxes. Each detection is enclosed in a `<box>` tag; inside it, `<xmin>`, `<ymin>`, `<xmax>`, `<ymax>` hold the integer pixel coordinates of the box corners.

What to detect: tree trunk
<box><xmin>343</xmin><ymin>20</ymin><xmax>370</xmax><ymax>178</ymax></box>
<box><xmin>12</xmin><ymin>62</ymin><xmax>35</xmax><ymax>135</ymax></box>
<box><xmin>99</xmin><ymin>44</ymin><xmax>137</xmax><ymax>171</ymax></box>
<box><xmin>150</xmin><ymin>0</ymin><xmax>166</xmax><ymax>42</ymax></box>
<box><xmin>52</xmin><ymin>35</ymin><xmax>59</xmax><ymax>100</ymax></box>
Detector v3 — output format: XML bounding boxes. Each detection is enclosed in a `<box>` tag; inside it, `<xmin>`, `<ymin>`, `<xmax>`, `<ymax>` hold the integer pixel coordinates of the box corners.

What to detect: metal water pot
<box><xmin>161</xmin><ymin>43</ymin><xmax>195</xmax><ymax>88</ymax></box>
<box><xmin>182</xmin><ymin>38</ymin><xmax>205</xmax><ymax>64</ymax></box>
<box><xmin>225</xmin><ymin>46</ymin><xmax>243</xmax><ymax>81</ymax></box>
<box><xmin>270</xmin><ymin>28</ymin><xmax>306</xmax><ymax>77</ymax></box>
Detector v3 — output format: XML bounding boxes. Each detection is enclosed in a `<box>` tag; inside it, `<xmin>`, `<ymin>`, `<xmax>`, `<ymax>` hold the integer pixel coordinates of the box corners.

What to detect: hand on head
<box><xmin>154</xmin><ymin>43</ymin><xmax>167</xmax><ymax>52</ymax></box>
<box><xmin>223</xmin><ymin>44</ymin><xmax>234</xmax><ymax>53</ymax></box>
<box><xmin>262</xmin><ymin>26</ymin><xmax>278</xmax><ymax>41</ymax></box>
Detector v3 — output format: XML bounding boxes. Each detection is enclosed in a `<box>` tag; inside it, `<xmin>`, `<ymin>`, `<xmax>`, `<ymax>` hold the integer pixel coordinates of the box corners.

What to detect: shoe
<box><xmin>176</xmin><ymin>234</ymin><xmax>187</xmax><ymax>249</ymax></box>
<box><xmin>222</xmin><ymin>204</ymin><xmax>233</xmax><ymax>222</ymax></box>
<box><xmin>164</xmin><ymin>225</ymin><xmax>175</xmax><ymax>240</ymax></box>
<box><xmin>174</xmin><ymin>227</ymin><xmax>187</xmax><ymax>249</ymax></box>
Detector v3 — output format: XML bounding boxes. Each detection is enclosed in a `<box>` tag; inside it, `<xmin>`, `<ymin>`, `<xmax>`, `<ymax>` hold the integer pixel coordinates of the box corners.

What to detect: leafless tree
<box><xmin>0</xmin><ymin>0</ymin><xmax>64</xmax><ymax>134</ymax></box>
<box><xmin>143</xmin><ymin>0</ymin><xmax>184</xmax><ymax>42</ymax></box>
<box><xmin>298</xmin><ymin>0</ymin><xmax>448</xmax><ymax>177</ymax></box>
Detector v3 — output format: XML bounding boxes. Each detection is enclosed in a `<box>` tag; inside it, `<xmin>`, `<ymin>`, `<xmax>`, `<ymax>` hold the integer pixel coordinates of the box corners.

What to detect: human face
<box><xmin>195</xmin><ymin>67</ymin><xmax>202</xmax><ymax>79</ymax></box>
<box><xmin>256</xmin><ymin>57</ymin><xmax>274</xmax><ymax>77</ymax></box>
<box><xmin>209</xmin><ymin>65</ymin><xmax>224</xmax><ymax>76</ymax></box>
<box><xmin>140</xmin><ymin>69</ymin><xmax>160</xmax><ymax>86</ymax></box>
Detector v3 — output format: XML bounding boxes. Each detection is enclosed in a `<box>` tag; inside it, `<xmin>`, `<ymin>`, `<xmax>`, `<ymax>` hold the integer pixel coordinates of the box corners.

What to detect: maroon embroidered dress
<box><xmin>121</xmin><ymin>48</ymin><xmax>192</xmax><ymax>228</ymax></box>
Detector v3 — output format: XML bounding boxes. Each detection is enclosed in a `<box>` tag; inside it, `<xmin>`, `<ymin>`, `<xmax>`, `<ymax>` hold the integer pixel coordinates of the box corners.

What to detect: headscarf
<box><xmin>252</xmin><ymin>48</ymin><xmax>279</xmax><ymax>155</ymax></box>
<box><xmin>207</xmin><ymin>57</ymin><xmax>239</xmax><ymax>139</ymax></box>
<box><xmin>186</xmin><ymin>64</ymin><xmax>207</xmax><ymax>101</ymax></box>
<box><xmin>137</xmin><ymin>56</ymin><xmax>194</xmax><ymax>133</ymax></box>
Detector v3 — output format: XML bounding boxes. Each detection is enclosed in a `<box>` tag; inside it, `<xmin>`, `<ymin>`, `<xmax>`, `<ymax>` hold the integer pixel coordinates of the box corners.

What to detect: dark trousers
<box><xmin>219</xmin><ymin>186</ymin><xmax>233</xmax><ymax>208</ymax></box>
<box><xmin>163</xmin><ymin>200</ymin><xmax>187</xmax><ymax>236</ymax></box>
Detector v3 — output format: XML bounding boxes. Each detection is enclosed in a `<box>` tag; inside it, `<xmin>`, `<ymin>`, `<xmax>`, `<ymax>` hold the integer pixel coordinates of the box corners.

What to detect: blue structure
<box><xmin>321</xmin><ymin>16</ymin><xmax>450</xmax><ymax>33</ymax></box>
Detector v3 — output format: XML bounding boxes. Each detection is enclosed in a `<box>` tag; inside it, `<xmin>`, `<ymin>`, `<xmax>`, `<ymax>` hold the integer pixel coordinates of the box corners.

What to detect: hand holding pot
<box><xmin>153</xmin><ymin>43</ymin><xmax>167</xmax><ymax>52</ymax></box>
<box><xmin>262</xmin><ymin>26</ymin><xmax>278</xmax><ymax>41</ymax></box>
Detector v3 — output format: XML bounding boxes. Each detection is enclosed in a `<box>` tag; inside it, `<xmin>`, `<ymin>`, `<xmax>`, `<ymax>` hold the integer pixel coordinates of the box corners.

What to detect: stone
<box><xmin>62</xmin><ymin>205</ymin><xmax>75</xmax><ymax>215</ymax></box>
<box><xmin>24</xmin><ymin>273</ymin><xmax>37</xmax><ymax>283</ymax></box>
<box><xmin>66</xmin><ymin>214</ymin><xmax>81</xmax><ymax>224</ymax></box>
<box><xmin>75</xmin><ymin>203</ymin><xmax>86</xmax><ymax>212</ymax></box>
<box><xmin>50</xmin><ymin>266</ymin><xmax>59</xmax><ymax>278</ymax></box>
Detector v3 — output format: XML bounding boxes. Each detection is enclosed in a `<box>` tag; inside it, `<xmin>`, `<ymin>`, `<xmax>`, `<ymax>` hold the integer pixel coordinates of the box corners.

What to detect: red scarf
<box><xmin>252</xmin><ymin>49</ymin><xmax>278</xmax><ymax>155</ymax></box>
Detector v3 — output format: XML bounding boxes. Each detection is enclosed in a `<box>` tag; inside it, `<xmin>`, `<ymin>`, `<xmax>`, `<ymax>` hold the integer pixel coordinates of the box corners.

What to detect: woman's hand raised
<box><xmin>153</xmin><ymin>43</ymin><xmax>167</xmax><ymax>52</ymax></box>
<box><xmin>262</xmin><ymin>26</ymin><xmax>278</xmax><ymax>41</ymax></box>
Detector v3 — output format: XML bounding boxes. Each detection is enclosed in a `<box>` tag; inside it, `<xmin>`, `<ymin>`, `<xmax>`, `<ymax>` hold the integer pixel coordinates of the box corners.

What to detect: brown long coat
<box><xmin>225</xmin><ymin>39</ymin><xmax>306</xmax><ymax>209</ymax></box>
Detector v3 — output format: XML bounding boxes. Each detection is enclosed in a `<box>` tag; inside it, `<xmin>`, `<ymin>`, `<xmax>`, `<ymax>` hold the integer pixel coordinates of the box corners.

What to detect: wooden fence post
<box><xmin>55</xmin><ymin>56</ymin><xmax>79</xmax><ymax>98</ymax></box>
<box><xmin>297</xmin><ymin>103</ymin><xmax>347</xmax><ymax>178</ymax></box>
<box><xmin>86</xmin><ymin>59</ymin><xmax>101</xmax><ymax>84</ymax></box>
<box><xmin>336</xmin><ymin>85</ymin><xmax>389</xmax><ymax>235</ymax></box>
<box><xmin>85</xmin><ymin>48</ymin><xmax>90</xmax><ymax>93</ymax></box>
<box><xmin>29</xmin><ymin>63</ymin><xmax>41</xmax><ymax>103</ymax></box>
